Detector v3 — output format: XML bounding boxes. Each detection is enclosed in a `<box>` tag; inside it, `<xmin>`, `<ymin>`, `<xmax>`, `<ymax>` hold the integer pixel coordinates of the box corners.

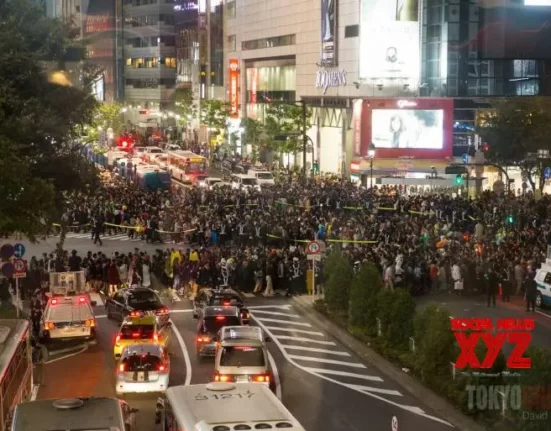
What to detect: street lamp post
<box><xmin>368</xmin><ymin>143</ymin><xmax>376</xmax><ymax>190</ymax></box>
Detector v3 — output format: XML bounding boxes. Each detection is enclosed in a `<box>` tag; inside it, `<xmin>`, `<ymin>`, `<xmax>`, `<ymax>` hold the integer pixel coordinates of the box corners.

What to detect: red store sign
<box><xmin>228</xmin><ymin>58</ymin><xmax>239</xmax><ymax>118</ymax></box>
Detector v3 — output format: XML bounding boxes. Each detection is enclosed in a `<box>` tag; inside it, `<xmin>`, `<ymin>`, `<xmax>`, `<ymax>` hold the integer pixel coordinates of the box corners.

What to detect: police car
<box><xmin>41</xmin><ymin>295</ymin><xmax>97</xmax><ymax>343</ymax></box>
<box><xmin>535</xmin><ymin>261</ymin><xmax>551</xmax><ymax>308</ymax></box>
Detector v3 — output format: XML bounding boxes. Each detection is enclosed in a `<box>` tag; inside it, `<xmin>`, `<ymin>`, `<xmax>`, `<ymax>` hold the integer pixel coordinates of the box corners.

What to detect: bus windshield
<box><xmin>186</xmin><ymin>162</ymin><xmax>206</xmax><ymax>172</ymax></box>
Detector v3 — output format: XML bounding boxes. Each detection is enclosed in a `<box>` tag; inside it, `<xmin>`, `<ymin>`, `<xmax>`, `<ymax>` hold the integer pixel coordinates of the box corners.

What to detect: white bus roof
<box><xmin>166</xmin><ymin>383</ymin><xmax>304</xmax><ymax>430</ymax></box>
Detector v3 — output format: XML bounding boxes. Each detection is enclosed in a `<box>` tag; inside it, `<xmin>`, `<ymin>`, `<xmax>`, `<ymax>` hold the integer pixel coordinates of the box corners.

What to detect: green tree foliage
<box><xmin>241</xmin><ymin>117</ymin><xmax>264</xmax><ymax>161</ymax></box>
<box><xmin>263</xmin><ymin>103</ymin><xmax>311</xmax><ymax>156</ymax></box>
<box><xmin>83</xmin><ymin>103</ymin><xmax>124</xmax><ymax>145</ymax></box>
<box><xmin>413</xmin><ymin>305</ymin><xmax>458</xmax><ymax>388</ymax></box>
<box><xmin>200</xmin><ymin>99</ymin><xmax>230</xmax><ymax>132</ymax></box>
<box><xmin>0</xmin><ymin>0</ymin><xmax>99</xmax><ymax>238</ymax></box>
<box><xmin>348</xmin><ymin>263</ymin><xmax>383</xmax><ymax>336</ymax></box>
<box><xmin>173</xmin><ymin>87</ymin><xmax>195</xmax><ymax>122</ymax></box>
<box><xmin>323</xmin><ymin>250</ymin><xmax>353</xmax><ymax>318</ymax></box>
<box><xmin>477</xmin><ymin>97</ymin><xmax>551</xmax><ymax>191</ymax></box>
<box><xmin>376</xmin><ymin>289</ymin><xmax>416</xmax><ymax>350</ymax></box>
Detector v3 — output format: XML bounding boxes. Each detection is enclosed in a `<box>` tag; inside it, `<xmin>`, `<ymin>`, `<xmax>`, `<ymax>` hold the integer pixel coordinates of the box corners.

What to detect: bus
<box><xmin>166</xmin><ymin>150</ymin><xmax>208</xmax><ymax>183</ymax></box>
<box><xmin>155</xmin><ymin>382</ymin><xmax>305</xmax><ymax>431</ymax></box>
<box><xmin>135</xmin><ymin>165</ymin><xmax>171</xmax><ymax>190</ymax></box>
<box><xmin>0</xmin><ymin>320</ymin><xmax>32</xmax><ymax>431</ymax></box>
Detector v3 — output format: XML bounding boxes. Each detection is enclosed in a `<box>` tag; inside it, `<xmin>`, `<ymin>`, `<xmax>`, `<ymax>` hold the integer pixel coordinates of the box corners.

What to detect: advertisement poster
<box><xmin>320</xmin><ymin>0</ymin><xmax>337</xmax><ymax>66</ymax></box>
<box><xmin>359</xmin><ymin>0</ymin><xmax>419</xmax><ymax>90</ymax></box>
<box><xmin>228</xmin><ymin>58</ymin><xmax>239</xmax><ymax>118</ymax></box>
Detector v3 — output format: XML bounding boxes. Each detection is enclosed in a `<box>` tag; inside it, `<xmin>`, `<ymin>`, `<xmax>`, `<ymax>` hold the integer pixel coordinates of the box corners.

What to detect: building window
<box><xmin>163</xmin><ymin>57</ymin><xmax>177</xmax><ymax>68</ymax></box>
<box><xmin>226</xmin><ymin>0</ymin><xmax>236</xmax><ymax>18</ymax></box>
<box><xmin>344</xmin><ymin>25</ymin><xmax>358</xmax><ymax>38</ymax></box>
<box><xmin>242</xmin><ymin>34</ymin><xmax>295</xmax><ymax>51</ymax></box>
<box><xmin>227</xmin><ymin>35</ymin><xmax>236</xmax><ymax>52</ymax></box>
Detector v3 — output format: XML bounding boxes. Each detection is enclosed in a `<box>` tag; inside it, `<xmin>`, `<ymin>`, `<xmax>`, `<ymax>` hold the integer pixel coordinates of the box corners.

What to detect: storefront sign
<box><xmin>353</xmin><ymin>100</ymin><xmax>362</xmax><ymax>156</ymax></box>
<box><xmin>228</xmin><ymin>58</ymin><xmax>239</xmax><ymax>118</ymax></box>
<box><xmin>250</xmin><ymin>67</ymin><xmax>258</xmax><ymax>104</ymax></box>
<box><xmin>397</xmin><ymin>99</ymin><xmax>417</xmax><ymax>108</ymax></box>
<box><xmin>315</xmin><ymin>69</ymin><xmax>347</xmax><ymax>94</ymax></box>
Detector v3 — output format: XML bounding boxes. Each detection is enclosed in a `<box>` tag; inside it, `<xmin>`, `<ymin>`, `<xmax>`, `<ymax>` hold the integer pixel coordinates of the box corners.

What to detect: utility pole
<box><xmin>302</xmin><ymin>101</ymin><xmax>307</xmax><ymax>181</ymax></box>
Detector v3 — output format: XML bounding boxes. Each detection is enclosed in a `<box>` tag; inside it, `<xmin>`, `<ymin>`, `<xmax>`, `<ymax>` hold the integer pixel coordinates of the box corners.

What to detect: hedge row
<box><xmin>318</xmin><ymin>250</ymin><xmax>551</xmax><ymax>430</ymax></box>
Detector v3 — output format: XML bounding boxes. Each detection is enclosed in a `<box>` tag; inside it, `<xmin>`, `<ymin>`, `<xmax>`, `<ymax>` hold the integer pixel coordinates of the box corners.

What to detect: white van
<box><xmin>155</xmin><ymin>383</ymin><xmax>305</xmax><ymax>431</ymax></box>
<box><xmin>247</xmin><ymin>169</ymin><xmax>275</xmax><ymax>185</ymax></box>
<box><xmin>41</xmin><ymin>295</ymin><xmax>97</xmax><ymax>343</ymax></box>
<box><xmin>534</xmin><ymin>262</ymin><xmax>551</xmax><ymax>307</ymax></box>
<box><xmin>231</xmin><ymin>174</ymin><xmax>260</xmax><ymax>190</ymax></box>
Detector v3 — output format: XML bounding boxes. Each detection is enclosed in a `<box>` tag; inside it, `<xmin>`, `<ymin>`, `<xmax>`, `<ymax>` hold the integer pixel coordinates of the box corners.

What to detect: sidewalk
<box><xmin>291</xmin><ymin>294</ymin><xmax>485</xmax><ymax>431</ymax></box>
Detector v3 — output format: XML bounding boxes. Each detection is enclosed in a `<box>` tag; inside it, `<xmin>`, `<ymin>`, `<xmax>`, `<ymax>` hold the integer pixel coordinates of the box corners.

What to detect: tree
<box><xmin>241</xmin><ymin>117</ymin><xmax>263</xmax><ymax>161</ymax></box>
<box><xmin>348</xmin><ymin>263</ymin><xmax>383</xmax><ymax>336</ymax></box>
<box><xmin>200</xmin><ymin>99</ymin><xmax>230</xmax><ymax>134</ymax></box>
<box><xmin>322</xmin><ymin>250</ymin><xmax>353</xmax><ymax>319</ymax></box>
<box><xmin>0</xmin><ymin>0</ymin><xmax>99</xmax><ymax>239</ymax></box>
<box><xmin>477</xmin><ymin>97</ymin><xmax>551</xmax><ymax>192</ymax></box>
<box><xmin>173</xmin><ymin>87</ymin><xmax>195</xmax><ymax>122</ymax></box>
<box><xmin>83</xmin><ymin>103</ymin><xmax>125</xmax><ymax>145</ymax></box>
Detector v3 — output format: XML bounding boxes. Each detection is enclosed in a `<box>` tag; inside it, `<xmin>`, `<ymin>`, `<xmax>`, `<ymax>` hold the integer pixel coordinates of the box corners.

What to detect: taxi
<box><xmin>116</xmin><ymin>343</ymin><xmax>170</xmax><ymax>396</ymax></box>
<box><xmin>113</xmin><ymin>315</ymin><xmax>171</xmax><ymax>360</ymax></box>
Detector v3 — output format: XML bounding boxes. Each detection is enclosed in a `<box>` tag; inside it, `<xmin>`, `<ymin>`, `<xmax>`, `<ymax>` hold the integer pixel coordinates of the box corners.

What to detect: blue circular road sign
<box><xmin>13</xmin><ymin>243</ymin><xmax>25</xmax><ymax>258</ymax></box>
<box><xmin>1</xmin><ymin>263</ymin><xmax>14</xmax><ymax>278</ymax></box>
<box><xmin>0</xmin><ymin>244</ymin><xmax>14</xmax><ymax>260</ymax></box>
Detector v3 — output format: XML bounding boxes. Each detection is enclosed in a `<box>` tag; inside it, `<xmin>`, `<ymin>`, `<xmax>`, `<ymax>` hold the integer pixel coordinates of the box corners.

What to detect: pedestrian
<box><xmin>93</xmin><ymin>216</ymin><xmax>103</xmax><ymax>246</ymax></box>
<box><xmin>485</xmin><ymin>266</ymin><xmax>498</xmax><ymax>308</ymax></box>
<box><xmin>524</xmin><ymin>272</ymin><xmax>538</xmax><ymax>312</ymax></box>
<box><xmin>501</xmin><ymin>266</ymin><xmax>511</xmax><ymax>302</ymax></box>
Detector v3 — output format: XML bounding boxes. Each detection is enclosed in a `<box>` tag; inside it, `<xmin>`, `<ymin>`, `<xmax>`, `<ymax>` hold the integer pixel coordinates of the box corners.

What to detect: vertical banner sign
<box><xmin>353</xmin><ymin>100</ymin><xmax>363</xmax><ymax>156</ymax></box>
<box><xmin>320</xmin><ymin>0</ymin><xmax>337</xmax><ymax>66</ymax></box>
<box><xmin>229</xmin><ymin>58</ymin><xmax>239</xmax><ymax>119</ymax></box>
<box><xmin>250</xmin><ymin>68</ymin><xmax>258</xmax><ymax>104</ymax></box>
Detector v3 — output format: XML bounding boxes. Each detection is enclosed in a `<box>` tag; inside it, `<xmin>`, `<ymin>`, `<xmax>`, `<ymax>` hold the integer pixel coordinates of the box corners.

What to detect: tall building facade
<box><xmin>122</xmin><ymin>0</ymin><xmax>177</xmax><ymax>110</ymax></box>
<box><xmin>226</xmin><ymin>0</ymin><xmax>551</xmax><ymax>179</ymax></box>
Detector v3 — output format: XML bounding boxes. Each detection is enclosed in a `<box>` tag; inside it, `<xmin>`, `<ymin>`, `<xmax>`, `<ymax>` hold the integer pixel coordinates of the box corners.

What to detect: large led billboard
<box><xmin>359</xmin><ymin>0</ymin><xmax>419</xmax><ymax>91</ymax></box>
<box><xmin>372</xmin><ymin>109</ymin><xmax>444</xmax><ymax>150</ymax></box>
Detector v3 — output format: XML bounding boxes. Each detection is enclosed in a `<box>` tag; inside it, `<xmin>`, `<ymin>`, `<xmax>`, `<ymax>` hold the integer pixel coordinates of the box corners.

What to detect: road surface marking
<box><xmin>45</xmin><ymin>345</ymin><xmax>88</xmax><ymax>364</ymax></box>
<box><xmin>242</xmin><ymin>292</ymin><xmax>256</xmax><ymax>298</ymax></box>
<box><xmin>31</xmin><ymin>385</ymin><xmax>40</xmax><ymax>401</ymax></box>
<box><xmin>253</xmin><ymin>317</ymin><xmax>454</xmax><ymax>427</ymax></box>
<box><xmin>262</xmin><ymin>326</ymin><xmax>324</xmax><ymax>336</ymax></box>
<box><xmin>248</xmin><ymin>304</ymin><xmax>292</xmax><ymax>310</ymax></box>
<box><xmin>89</xmin><ymin>292</ymin><xmax>104</xmax><ymax>306</ymax></box>
<box><xmin>288</xmin><ymin>355</ymin><xmax>366</xmax><ymax>368</ymax></box>
<box><xmin>170</xmin><ymin>318</ymin><xmax>192</xmax><ymax>386</ymax></box>
<box><xmin>281</xmin><ymin>345</ymin><xmax>351</xmax><ymax>356</ymax></box>
<box><xmin>169</xmin><ymin>309</ymin><xmax>193</xmax><ymax>313</ymax></box>
<box><xmin>348</xmin><ymin>384</ymin><xmax>403</xmax><ymax>396</ymax></box>
<box><xmin>275</xmin><ymin>335</ymin><xmax>336</xmax><ymax>345</ymax></box>
<box><xmin>249</xmin><ymin>310</ymin><xmax>300</xmax><ymax>318</ymax></box>
<box><xmin>536</xmin><ymin>310</ymin><xmax>551</xmax><ymax>319</ymax></box>
<box><xmin>96</xmin><ymin>314</ymin><xmax>107</xmax><ymax>319</ymax></box>
<box><xmin>267</xmin><ymin>351</ymin><xmax>282</xmax><ymax>401</ymax></box>
<box><xmin>254</xmin><ymin>317</ymin><xmax>312</xmax><ymax>327</ymax></box>
<box><xmin>303</xmin><ymin>368</ymin><xmax>383</xmax><ymax>382</ymax></box>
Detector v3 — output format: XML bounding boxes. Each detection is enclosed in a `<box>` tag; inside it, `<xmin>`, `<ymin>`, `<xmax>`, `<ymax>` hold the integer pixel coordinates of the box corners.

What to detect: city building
<box><xmin>225</xmin><ymin>0</ymin><xmax>551</xmax><ymax>186</ymax></box>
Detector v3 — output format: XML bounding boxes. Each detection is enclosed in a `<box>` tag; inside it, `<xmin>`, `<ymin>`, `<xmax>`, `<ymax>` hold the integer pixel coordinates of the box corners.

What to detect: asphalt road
<box><xmin>34</xmin><ymin>291</ymin><xmax>454</xmax><ymax>431</ymax></box>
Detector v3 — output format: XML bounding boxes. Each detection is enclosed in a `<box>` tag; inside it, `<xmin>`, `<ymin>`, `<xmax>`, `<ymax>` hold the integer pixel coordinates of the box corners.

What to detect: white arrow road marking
<box><xmin>253</xmin><ymin>317</ymin><xmax>454</xmax><ymax>427</ymax></box>
<box><xmin>170</xmin><ymin>318</ymin><xmax>192</xmax><ymax>386</ymax></box>
<box><xmin>288</xmin><ymin>355</ymin><xmax>366</xmax><ymax>368</ymax></box>
<box><xmin>254</xmin><ymin>318</ymin><xmax>312</xmax><ymax>327</ymax></box>
<box><xmin>262</xmin><ymin>326</ymin><xmax>324</xmax><ymax>336</ymax></box>
<box><xmin>248</xmin><ymin>304</ymin><xmax>292</xmax><ymax>310</ymax></box>
<box><xmin>275</xmin><ymin>335</ymin><xmax>336</xmax><ymax>346</ymax></box>
<box><xmin>303</xmin><ymin>368</ymin><xmax>383</xmax><ymax>382</ymax></box>
<box><xmin>281</xmin><ymin>345</ymin><xmax>351</xmax><ymax>356</ymax></box>
<box><xmin>249</xmin><ymin>310</ymin><xmax>300</xmax><ymax>318</ymax></box>
<box><xmin>347</xmin><ymin>384</ymin><xmax>403</xmax><ymax>397</ymax></box>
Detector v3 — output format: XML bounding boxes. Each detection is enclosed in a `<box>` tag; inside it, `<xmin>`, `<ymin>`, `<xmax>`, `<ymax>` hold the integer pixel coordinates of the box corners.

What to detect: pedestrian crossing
<box><xmin>250</xmin><ymin>305</ymin><xmax>436</xmax><ymax>407</ymax></box>
<box><xmin>55</xmin><ymin>232</ymin><xmax>144</xmax><ymax>242</ymax></box>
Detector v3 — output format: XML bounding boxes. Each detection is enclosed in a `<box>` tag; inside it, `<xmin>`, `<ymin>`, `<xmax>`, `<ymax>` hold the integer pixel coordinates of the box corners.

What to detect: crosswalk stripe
<box><xmin>288</xmin><ymin>355</ymin><xmax>367</xmax><ymax>368</ymax></box>
<box><xmin>67</xmin><ymin>233</ymin><xmax>90</xmax><ymax>239</ymax></box>
<box><xmin>249</xmin><ymin>310</ymin><xmax>300</xmax><ymax>318</ymax></box>
<box><xmin>254</xmin><ymin>317</ymin><xmax>311</xmax><ymax>327</ymax></box>
<box><xmin>275</xmin><ymin>336</ymin><xmax>336</xmax><ymax>346</ymax></box>
<box><xmin>348</xmin><ymin>384</ymin><xmax>403</xmax><ymax>397</ymax></box>
<box><xmin>281</xmin><ymin>345</ymin><xmax>350</xmax><ymax>356</ymax></box>
<box><xmin>303</xmin><ymin>368</ymin><xmax>383</xmax><ymax>382</ymax></box>
<box><xmin>263</xmin><ymin>327</ymin><xmax>324</xmax><ymax>336</ymax></box>
<box><xmin>89</xmin><ymin>292</ymin><xmax>104</xmax><ymax>306</ymax></box>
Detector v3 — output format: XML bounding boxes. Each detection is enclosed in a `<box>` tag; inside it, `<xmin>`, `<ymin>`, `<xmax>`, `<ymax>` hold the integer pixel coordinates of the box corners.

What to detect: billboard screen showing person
<box><xmin>371</xmin><ymin>109</ymin><xmax>444</xmax><ymax>150</ymax></box>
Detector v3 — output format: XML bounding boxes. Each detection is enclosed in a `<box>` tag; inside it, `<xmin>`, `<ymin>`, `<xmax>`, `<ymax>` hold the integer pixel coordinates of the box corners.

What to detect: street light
<box><xmin>368</xmin><ymin>143</ymin><xmax>376</xmax><ymax>189</ymax></box>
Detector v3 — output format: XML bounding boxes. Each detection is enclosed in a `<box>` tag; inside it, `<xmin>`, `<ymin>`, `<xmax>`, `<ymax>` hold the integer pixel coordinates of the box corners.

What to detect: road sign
<box><xmin>13</xmin><ymin>259</ymin><xmax>26</xmax><ymax>273</ymax></box>
<box><xmin>307</xmin><ymin>241</ymin><xmax>321</xmax><ymax>255</ymax></box>
<box><xmin>545</xmin><ymin>167</ymin><xmax>551</xmax><ymax>180</ymax></box>
<box><xmin>13</xmin><ymin>272</ymin><xmax>26</xmax><ymax>279</ymax></box>
<box><xmin>307</xmin><ymin>254</ymin><xmax>322</xmax><ymax>261</ymax></box>
<box><xmin>0</xmin><ymin>244</ymin><xmax>14</xmax><ymax>260</ymax></box>
<box><xmin>462</xmin><ymin>153</ymin><xmax>469</xmax><ymax>164</ymax></box>
<box><xmin>13</xmin><ymin>243</ymin><xmax>25</xmax><ymax>258</ymax></box>
<box><xmin>391</xmin><ymin>416</ymin><xmax>398</xmax><ymax>431</ymax></box>
<box><xmin>1</xmin><ymin>263</ymin><xmax>14</xmax><ymax>278</ymax></box>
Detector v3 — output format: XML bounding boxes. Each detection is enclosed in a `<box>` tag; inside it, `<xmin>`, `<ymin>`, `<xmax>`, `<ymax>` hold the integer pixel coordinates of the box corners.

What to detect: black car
<box><xmin>193</xmin><ymin>288</ymin><xmax>250</xmax><ymax>324</ymax></box>
<box><xmin>194</xmin><ymin>306</ymin><xmax>242</xmax><ymax>358</ymax></box>
<box><xmin>105</xmin><ymin>287</ymin><xmax>169</xmax><ymax>322</ymax></box>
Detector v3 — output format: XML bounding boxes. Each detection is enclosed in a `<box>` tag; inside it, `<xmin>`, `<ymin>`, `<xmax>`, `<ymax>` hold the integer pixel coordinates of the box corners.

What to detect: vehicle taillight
<box><xmin>130</xmin><ymin>311</ymin><xmax>142</xmax><ymax>318</ymax></box>
<box><xmin>158</xmin><ymin>364</ymin><xmax>166</xmax><ymax>372</ymax></box>
<box><xmin>215</xmin><ymin>316</ymin><xmax>225</xmax><ymax>321</ymax></box>
<box><xmin>197</xmin><ymin>336</ymin><xmax>211</xmax><ymax>343</ymax></box>
<box><xmin>131</xmin><ymin>332</ymin><xmax>141</xmax><ymax>338</ymax></box>
<box><xmin>156</xmin><ymin>308</ymin><xmax>169</xmax><ymax>315</ymax></box>
<box><xmin>44</xmin><ymin>321</ymin><xmax>55</xmax><ymax>330</ymax></box>
<box><xmin>214</xmin><ymin>374</ymin><xmax>233</xmax><ymax>383</ymax></box>
<box><xmin>85</xmin><ymin>319</ymin><xmax>96</xmax><ymax>327</ymax></box>
<box><xmin>118</xmin><ymin>363</ymin><xmax>126</xmax><ymax>373</ymax></box>
<box><xmin>253</xmin><ymin>374</ymin><xmax>270</xmax><ymax>383</ymax></box>
<box><xmin>154</xmin><ymin>333</ymin><xmax>159</xmax><ymax>343</ymax></box>
<box><xmin>79</xmin><ymin>297</ymin><xmax>86</xmax><ymax>304</ymax></box>
<box><xmin>51</xmin><ymin>299</ymin><xmax>58</xmax><ymax>305</ymax></box>
<box><xmin>223</xmin><ymin>301</ymin><xmax>231</xmax><ymax>306</ymax></box>
<box><xmin>115</xmin><ymin>334</ymin><xmax>121</xmax><ymax>345</ymax></box>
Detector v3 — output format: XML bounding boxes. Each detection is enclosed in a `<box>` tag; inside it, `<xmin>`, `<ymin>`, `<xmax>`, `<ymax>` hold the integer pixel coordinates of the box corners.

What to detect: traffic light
<box><xmin>507</xmin><ymin>215</ymin><xmax>514</xmax><ymax>224</ymax></box>
<box><xmin>455</xmin><ymin>174</ymin><xmax>463</xmax><ymax>185</ymax></box>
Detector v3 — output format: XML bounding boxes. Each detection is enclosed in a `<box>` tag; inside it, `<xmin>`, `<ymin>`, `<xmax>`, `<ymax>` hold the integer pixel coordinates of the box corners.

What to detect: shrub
<box><xmin>348</xmin><ymin>263</ymin><xmax>382</xmax><ymax>336</ymax></box>
<box><xmin>381</xmin><ymin>289</ymin><xmax>415</xmax><ymax>350</ymax></box>
<box><xmin>323</xmin><ymin>250</ymin><xmax>353</xmax><ymax>318</ymax></box>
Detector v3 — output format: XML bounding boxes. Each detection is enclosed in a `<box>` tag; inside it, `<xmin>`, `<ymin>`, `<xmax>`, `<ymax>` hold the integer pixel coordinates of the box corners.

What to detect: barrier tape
<box><xmin>267</xmin><ymin>234</ymin><xmax>377</xmax><ymax>244</ymax></box>
<box><xmin>53</xmin><ymin>222</ymin><xmax>196</xmax><ymax>235</ymax></box>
